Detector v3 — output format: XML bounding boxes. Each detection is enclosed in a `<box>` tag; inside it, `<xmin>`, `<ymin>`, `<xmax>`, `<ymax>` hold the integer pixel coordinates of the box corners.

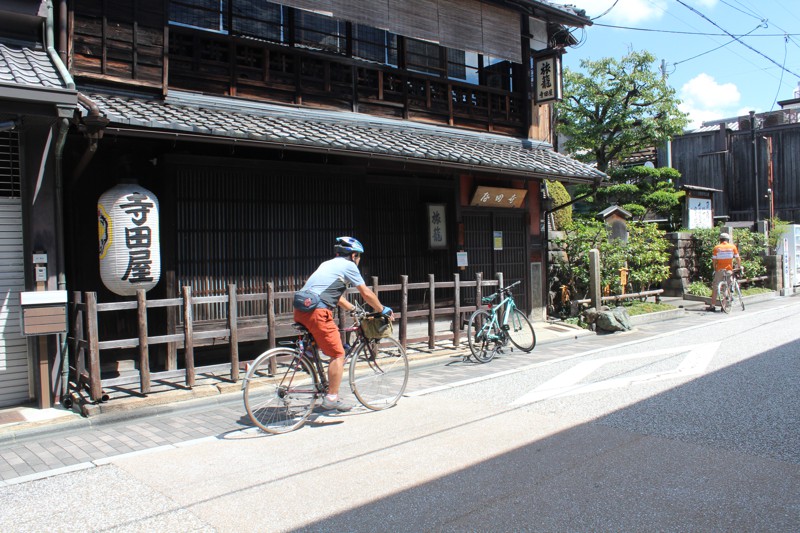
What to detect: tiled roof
<box><xmin>0</xmin><ymin>43</ymin><xmax>66</xmax><ymax>89</ymax></box>
<box><xmin>81</xmin><ymin>91</ymin><xmax>606</xmax><ymax>183</ymax></box>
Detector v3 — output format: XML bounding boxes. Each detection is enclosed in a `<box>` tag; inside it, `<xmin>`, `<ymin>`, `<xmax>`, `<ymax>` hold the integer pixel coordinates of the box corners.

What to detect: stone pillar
<box><xmin>663</xmin><ymin>232</ymin><xmax>692</xmax><ymax>296</ymax></box>
<box><xmin>589</xmin><ymin>249</ymin><xmax>601</xmax><ymax>309</ymax></box>
<box><xmin>764</xmin><ymin>255</ymin><xmax>782</xmax><ymax>292</ymax></box>
<box><xmin>529</xmin><ymin>261</ymin><xmax>544</xmax><ymax>321</ymax></box>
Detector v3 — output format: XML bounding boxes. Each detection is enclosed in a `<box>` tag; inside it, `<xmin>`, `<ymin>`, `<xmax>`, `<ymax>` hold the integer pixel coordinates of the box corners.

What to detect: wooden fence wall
<box><xmin>670</xmin><ymin>120</ymin><xmax>800</xmax><ymax>224</ymax></box>
<box><xmin>68</xmin><ymin>273</ymin><xmax>502</xmax><ymax>403</ymax></box>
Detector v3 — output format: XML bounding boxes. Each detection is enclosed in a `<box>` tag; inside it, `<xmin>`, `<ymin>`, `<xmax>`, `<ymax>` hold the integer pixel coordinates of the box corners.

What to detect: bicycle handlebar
<box><xmin>481</xmin><ymin>280</ymin><xmax>521</xmax><ymax>303</ymax></box>
<box><xmin>349</xmin><ymin>302</ymin><xmax>384</xmax><ymax>322</ymax></box>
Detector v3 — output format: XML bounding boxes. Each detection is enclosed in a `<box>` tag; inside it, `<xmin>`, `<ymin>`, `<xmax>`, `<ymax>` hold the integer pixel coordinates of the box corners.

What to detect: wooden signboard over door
<box><xmin>470</xmin><ymin>186</ymin><xmax>527</xmax><ymax>208</ymax></box>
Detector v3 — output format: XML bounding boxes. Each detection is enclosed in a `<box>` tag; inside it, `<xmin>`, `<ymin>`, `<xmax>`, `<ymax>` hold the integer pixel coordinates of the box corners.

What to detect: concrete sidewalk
<box><xmin>0</xmin><ymin>294</ymin><xmax>712</xmax><ymax>442</ymax></box>
<box><xmin>0</xmin><ymin>316</ymin><xmax>596</xmax><ymax>442</ymax></box>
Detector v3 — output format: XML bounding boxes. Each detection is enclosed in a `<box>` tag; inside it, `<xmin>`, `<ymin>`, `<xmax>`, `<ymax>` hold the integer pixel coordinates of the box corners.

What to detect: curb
<box><xmin>628</xmin><ymin>307</ymin><xmax>687</xmax><ymax>325</ymax></box>
<box><xmin>682</xmin><ymin>290</ymin><xmax>779</xmax><ymax>305</ymax></box>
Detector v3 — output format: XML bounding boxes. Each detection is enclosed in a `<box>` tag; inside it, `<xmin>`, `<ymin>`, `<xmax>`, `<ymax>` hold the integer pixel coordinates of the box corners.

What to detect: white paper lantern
<box><xmin>97</xmin><ymin>184</ymin><xmax>161</xmax><ymax>296</ymax></box>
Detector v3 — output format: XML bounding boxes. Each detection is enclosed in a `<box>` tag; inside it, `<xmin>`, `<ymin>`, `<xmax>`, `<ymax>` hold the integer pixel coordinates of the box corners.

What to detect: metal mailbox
<box><xmin>19</xmin><ymin>290</ymin><xmax>68</xmax><ymax>336</ymax></box>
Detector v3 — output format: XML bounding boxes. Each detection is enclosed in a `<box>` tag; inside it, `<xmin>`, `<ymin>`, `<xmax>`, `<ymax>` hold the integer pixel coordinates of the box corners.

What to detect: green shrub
<box><xmin>767</xmin><ymin>217</ymin><xmax>789</xmax><ymax>254</ymax></box>
<box><xmin>546</xmin><ymin>180</ymin><xmax>572</xmax><ymax>230</ymax></box>
<box><xmin>733</xmin><ymin>228</ymin><xmax>766</xmax><ymax>278</ymax></box>
<box><xmin>550</xmin><ymin>219</ymin><xmax>671</xmax><ymax>305</ymax></box>
<box><xmin>688</xmin><ymin>227</ymin><xmax>765</xmax><ymax>283</ymax></box>
<box><xmin>687</xmin><ymin>281</ymin><xmax>711</xmax><ymax>297</ymax></box>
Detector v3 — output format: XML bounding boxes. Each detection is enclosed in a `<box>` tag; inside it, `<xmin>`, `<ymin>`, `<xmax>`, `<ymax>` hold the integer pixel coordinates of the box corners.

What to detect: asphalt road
<box><xmin>2</xmin><ymin>298</ymin><xmax>799</xmax><ymax>532</ymax></box>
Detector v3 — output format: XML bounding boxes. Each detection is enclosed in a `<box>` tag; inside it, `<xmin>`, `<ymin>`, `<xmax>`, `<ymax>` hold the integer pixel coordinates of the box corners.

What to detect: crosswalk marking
<box><xmin>511</xmin><ymin>342</ymin><xmax>720</xmax><ymax>406</ymax></box>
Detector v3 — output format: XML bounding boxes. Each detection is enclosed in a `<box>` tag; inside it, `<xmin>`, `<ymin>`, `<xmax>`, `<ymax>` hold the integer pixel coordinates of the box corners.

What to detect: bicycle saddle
<box><xmin>291</xmin><ymin>323</ymin><xmax>310</xmax><ymax>333</ymax></box>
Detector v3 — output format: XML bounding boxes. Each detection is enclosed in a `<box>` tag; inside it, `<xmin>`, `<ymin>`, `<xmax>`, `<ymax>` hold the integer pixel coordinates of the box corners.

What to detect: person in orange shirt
<box><xmin>708</xmin><ymin>232</ymin><xmax>741</xmax><ymax>312</ymax></box>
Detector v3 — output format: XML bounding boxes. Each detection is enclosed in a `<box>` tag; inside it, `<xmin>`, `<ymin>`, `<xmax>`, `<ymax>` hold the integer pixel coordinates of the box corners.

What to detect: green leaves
<box><xmin>556</xmin><ymin>50</ymin><xmax>689</xmax><ymax>172</ymax></box>
<box><xmin>594</xmin><ymin>166</ymin><xmax>684</xmax><ymax>230</ymax></box>
<box><xmin>551</xmin><ymin>220</ymin><xmax>671</xmax><ymax>300</ymax></box>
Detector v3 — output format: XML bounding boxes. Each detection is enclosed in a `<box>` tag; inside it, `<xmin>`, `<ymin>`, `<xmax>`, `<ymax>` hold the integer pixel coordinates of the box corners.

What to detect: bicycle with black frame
<box><xmin>242</xmin><ymin>303</ymin><xmax>409</xmax><ymax>434</ymax></box>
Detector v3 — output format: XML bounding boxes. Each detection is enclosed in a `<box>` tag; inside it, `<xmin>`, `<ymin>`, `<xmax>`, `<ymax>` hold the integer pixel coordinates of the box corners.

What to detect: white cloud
<box><xmin>568</xmin><ymin>0</ymin><xmax>668</xmax><ymax>25</ymax></box>
<box><xmin>679</xmin><ymin>73</ymin><xmax>740</xmax><ymax>128</ymax></box>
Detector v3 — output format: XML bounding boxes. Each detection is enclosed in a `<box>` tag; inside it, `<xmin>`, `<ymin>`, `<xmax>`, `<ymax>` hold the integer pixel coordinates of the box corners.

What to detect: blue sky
<box><xmin>560</xmin><ymin>0</ymin><xmax>800</xmax><ymax>128</ymax></box>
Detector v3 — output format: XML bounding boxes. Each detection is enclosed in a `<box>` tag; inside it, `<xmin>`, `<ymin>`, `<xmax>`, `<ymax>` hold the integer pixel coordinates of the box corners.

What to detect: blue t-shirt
<box><xmin>301</xmin><ymin>257</ymin><xmax>365</xmax><ymax>308</ymax></box>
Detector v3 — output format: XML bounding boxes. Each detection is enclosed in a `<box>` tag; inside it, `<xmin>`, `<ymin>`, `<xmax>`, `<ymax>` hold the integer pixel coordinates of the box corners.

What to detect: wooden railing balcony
<box><xmin>168</xmin><ymin>28</ymin><xmax>527</xmax><ymax>135</ymax></box>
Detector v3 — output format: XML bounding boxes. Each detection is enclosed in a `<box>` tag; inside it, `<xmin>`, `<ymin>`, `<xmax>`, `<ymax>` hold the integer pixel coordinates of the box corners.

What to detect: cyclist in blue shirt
<box><xmin>293</xmin><ymin>237</ymin><xmax>393</xmax><ymax>411</ymax></box>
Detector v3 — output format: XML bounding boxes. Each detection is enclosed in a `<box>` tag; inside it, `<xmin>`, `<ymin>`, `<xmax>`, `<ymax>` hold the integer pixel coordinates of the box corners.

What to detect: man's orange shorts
<box><xmin>293</xmin><ymin>307</ymin><xmax>345</xmax><ymax>358</ymax></box>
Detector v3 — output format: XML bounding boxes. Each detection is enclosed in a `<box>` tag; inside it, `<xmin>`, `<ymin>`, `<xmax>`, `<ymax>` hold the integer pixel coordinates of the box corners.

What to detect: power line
<box><xmin>591</xmin><ymin>0</ymin><xmax>621</xmax><ymax>21</ymax></box>
<box><xmin>673</xmin><ymin>23</ymin><xmax>765</xmax><ymax>66</ymax></box>
<box><xmin>591</xmin><ymin>22</ymin><xmax>796</xmax><ymax>37</ymax></box>
<box><xmin>770</xmin><ymin>35</ymin><xmax>789</xmax><ymax>111</ymax></box>
<box><xmin>674</xmin><ymin>0</ymin><xmax>800</xmax><ymax>80</ymax></box>
<box><xmin>718</xmin><ymin>0</ymin><xmax>763</xmax><ymax>21</ymax></box>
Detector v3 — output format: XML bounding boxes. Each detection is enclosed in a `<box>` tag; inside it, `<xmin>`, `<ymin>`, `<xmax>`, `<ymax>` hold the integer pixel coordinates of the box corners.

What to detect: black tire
<box><xmin>718</xmin><ymin>282</ymin><xmax>731</xmax><ymax>314</ymax></box>
<box><xmin>349</xmin><ymin>337</ymin><xmax>408</xmax><ymax>410</ymax></box>
<box><xmin>243</xmin><ymin>349</ymin><xmax>318</xmax><ymax>434</ymax></box>
<box><xmin>506</xmin><ymin>308</ymin><xmax>536</xmax><ymax>352</ymax></box>
<box><xmin>467</xmin><ymin>309</ymin><xmax>499</xmax><ymax>363</ymax></box>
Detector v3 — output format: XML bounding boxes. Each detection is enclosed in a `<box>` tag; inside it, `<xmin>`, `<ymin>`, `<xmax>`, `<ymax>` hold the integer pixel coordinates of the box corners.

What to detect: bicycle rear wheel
<box><xmin>467</xmin><ymin>309</ymin><xmax>498</xmax><ymax>363</ymax></box>
<box><xmin>718</xmin><ymin>281</ymin><xmax>731</xmax><ymax>314</ymax></box>
<box><xmin>733</xmin><ymin>280</ymin><xmax>745</xmax><ymax>311</ymax></box>
<box><xmin>506</xmin><ymin>308</ymin><xmax>536</xmax><ymax>352</ymax></box>
<box><xmin>243</xmin><ymin>348</ymin><xmax>318</xmax><ymax>434</ymax></box>
<box><xmin>349</xmin><ymin>337</ymin><xmax>408</xmax><ymax>410</ymax></box>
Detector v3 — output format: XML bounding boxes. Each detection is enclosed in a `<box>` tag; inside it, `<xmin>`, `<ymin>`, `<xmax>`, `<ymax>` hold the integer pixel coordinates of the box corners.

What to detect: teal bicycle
<box><xmin>466</xmin><ymin>280</ymin><xmax>536</xmax><ymax>363</ymax></box>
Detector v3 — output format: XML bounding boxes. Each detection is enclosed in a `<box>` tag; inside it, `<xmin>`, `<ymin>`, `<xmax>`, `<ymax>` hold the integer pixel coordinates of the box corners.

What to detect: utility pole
<box><xmin>750</xmin><ymin>110</ymin><xmax>759</xmax><ymax>225</ymax></box>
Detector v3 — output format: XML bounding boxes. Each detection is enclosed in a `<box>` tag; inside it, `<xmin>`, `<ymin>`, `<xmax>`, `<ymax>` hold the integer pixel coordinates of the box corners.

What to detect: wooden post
<box><xmin>475</xmin><ymin>272</ymin><xmax>483</xmax><ymax>312</ymax></box>
<box><xmin>371</xmin><ymin>275</ymin><xmax>379</xmax><ymax>296</ymax></box>
<box><xmin>70</xmin><ymin>291</ymin><xmax>84</xmax><ymax>390</ymax></box>
<box><xmin>453</xmin><ymin>273</ymin><xmax>461</xmax><ymax>347</ymax></box>
<box><xmin>266</xmin><ymin>282</ymin><xmax>276</xmax><ymax>349</ymax></box>
<box><xmin>400</xmin><ymin>275</ymin><xmax>408</xmax><ymax>348</ymax></box>
<box><xmin>35</xmin><ymin>337</ymin><xmax>51</xmax><ymax>408</ymax></box>
<box><xmin>85</xmin><ymin>292</ymin><xmax>102</xmax><ymax>402</ymax></box>
<box><xmin>496</xmin><ymin>272</ymin><xmax>505</xmax><ymax>323</ymax></box>
<box><xmin>228</xmin><ymin>284</ymin><xmax>239</xmax><ymax>382</ymax></box>
<box><xmin>136</xmin><ymin>289</ymin><xmax>151</xmax><ymax>394</ymax></box>
<box><xmin>428</xmin><ymin>274</ymin><xmax>435</xmax><ymax>349</ymax></box>
<box><xmin>589</xmin><ymin>249</ymin><xmax>602</xmax><ymax>310</ymax></box>
<box><xmin>182</xmin><ymin>286</ymin><xmax>195</xmax><ymax>388</ymax></box>
<box><xmin>166</xmin><ymin>271</ymin><xmax>177</xmax><ymax>370</ymax></box>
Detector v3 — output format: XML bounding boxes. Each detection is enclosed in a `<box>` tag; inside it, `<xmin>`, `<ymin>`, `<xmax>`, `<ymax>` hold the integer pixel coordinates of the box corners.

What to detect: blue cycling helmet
<box><xmin>334</xmin><ymin>236</ymin><xmax>364</xmax><ymax>255</ymax></box>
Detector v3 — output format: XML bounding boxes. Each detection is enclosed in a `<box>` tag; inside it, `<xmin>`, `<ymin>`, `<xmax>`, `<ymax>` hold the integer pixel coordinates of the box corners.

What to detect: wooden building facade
<box><xmin>1</xmin><ymin>0</ymin><xmax>605</xmax><ymax>407</ymax></box>
<box><xmin>667</xmin><ymin>109</ymin><xmax>800</xmax><ymax>225</ymax></box>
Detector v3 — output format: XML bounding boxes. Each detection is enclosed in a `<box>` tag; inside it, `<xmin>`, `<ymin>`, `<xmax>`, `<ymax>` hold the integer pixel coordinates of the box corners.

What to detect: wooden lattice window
<box><xmin>0</xmin><ymin>131</ymin><xmax>21</xmax><ymax>199</ymax></box>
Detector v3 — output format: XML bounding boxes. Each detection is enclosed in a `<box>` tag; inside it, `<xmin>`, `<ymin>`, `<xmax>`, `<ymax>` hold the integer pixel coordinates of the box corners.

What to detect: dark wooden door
<box><xmin>462</xmin><ymin>209</ymin><xmax>529</xmax><ymax>311</ymax></box>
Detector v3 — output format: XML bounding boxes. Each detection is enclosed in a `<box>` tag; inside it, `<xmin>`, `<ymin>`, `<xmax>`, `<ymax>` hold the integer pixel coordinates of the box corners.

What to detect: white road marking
<box><xmin>510</xmin><ymin>342</ymin><xmax>720</xmax><ymax>406</ymax></box>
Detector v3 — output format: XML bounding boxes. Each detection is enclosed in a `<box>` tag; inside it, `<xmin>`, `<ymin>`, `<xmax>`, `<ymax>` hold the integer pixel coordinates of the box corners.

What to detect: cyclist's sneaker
<box><xmin>320</xmin><ymin>396</ymin><xmax>353</xmax><ymax>412</ymax></box>
<box><xmin>705</xmin><ymin>306</ymin><xmax>717</xmax><ymax>312</ymax></box>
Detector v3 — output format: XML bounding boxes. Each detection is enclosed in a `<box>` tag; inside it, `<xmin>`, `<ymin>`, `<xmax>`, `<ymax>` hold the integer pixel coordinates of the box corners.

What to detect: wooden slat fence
<box><xmin>68</xmin><ymin>273</ymin><xmax>503</xmax><ymax>403</ymax></box>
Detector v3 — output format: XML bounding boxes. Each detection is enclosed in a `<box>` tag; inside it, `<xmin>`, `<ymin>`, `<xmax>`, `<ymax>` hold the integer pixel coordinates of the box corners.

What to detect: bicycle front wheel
<box><xmin>733</xmin><ymin>280</ymin><xmax>745</xmax><ymax>311</ymax></box>
<box><xmin>506</xmin><ymin>308</ymin><xmax>536</xmax><ymax>352</ymax></box>
<box><xmin>243</xmin><ymin>349</ymin><xmax>318</xmax><ymax>434</ymax></box>
<box><xmin>349</xmin><ymin>337</ymin><xmax>408</xmax><ymax>410</ymax></box>
<box><xmin>467</xmin><ymin>309</ymin><xmax>498</xmax><ymax>363</ymax></box>
<box><xmin>718</xmin><ymin>281</ymin><xmax>731</xmax><ymax>314</ymax></box>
